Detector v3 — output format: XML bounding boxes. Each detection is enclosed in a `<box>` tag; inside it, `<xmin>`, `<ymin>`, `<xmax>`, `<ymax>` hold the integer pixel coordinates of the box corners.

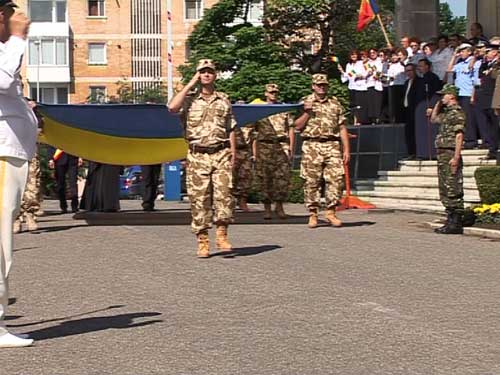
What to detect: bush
<box><xmin>475</xmin><ymin>166</ymin><xmax>500</xmax><ymax>205</ymax></box>
<box><xmin>473</xmin><ymin>203</ymin><xmax>500</xmax><ymax>225</ymax></box>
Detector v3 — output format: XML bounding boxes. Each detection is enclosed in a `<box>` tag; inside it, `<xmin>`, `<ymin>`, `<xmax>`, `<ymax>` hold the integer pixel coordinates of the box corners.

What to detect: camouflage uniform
<box><xmin>15</xmin><ymin>150</ymin><xmax>42</xmax><ymax>228</ymax></box>
<box><xmin>255</xmin><ymin>111</ymin><xmax>293</xmax><ymax>203</ymax></box>
<box><xmin>299</xmin><ymin>93</ymin><xmax>346</xmax><ymax>211</ymax></box>
<box><xmin>435</xmin><ymin>103</ymin><xmax>466</xmax><ymax>214</ymax></box>
<box><xmin>181</xmin><ymin>91</ymin><xmax>236</xmax><ymax>234</ymax></box>
<box><xmin>232</xmin><ymin>126</ymin><xmax>254</xmax><ymax>200</ymax></box>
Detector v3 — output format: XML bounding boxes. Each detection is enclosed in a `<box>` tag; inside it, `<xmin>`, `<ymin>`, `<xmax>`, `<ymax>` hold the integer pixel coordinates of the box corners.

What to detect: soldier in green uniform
<box><xmin>430</xmin><ymin>84</ymin><xmax>466</xmax><ymax>234</ymax></box>
<box><xmin>294</xmin><ymin>74</ymin><xmax>350</xmax><ymax>228</ymax></box>
<box><xmin>254</xmin><ymin>84</ymin><xmax>295</xmax><ymax>219</ymax></box>
<box><xmin>168</xmin><ymin>59</ymin><xmax>236</xmax><ymax>258</ymax></box>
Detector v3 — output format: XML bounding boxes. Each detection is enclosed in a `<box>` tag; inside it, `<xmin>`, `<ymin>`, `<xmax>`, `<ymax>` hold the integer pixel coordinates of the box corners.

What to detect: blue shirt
<box><xmin>453</xmin><ymin>57</ymin><xmax>475</xmax><ymax>97</ymax></box>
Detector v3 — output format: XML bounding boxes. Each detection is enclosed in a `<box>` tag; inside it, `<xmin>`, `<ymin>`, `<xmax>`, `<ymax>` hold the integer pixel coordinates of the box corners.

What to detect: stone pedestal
<box><xmin>468</xmin><ymin>0</ymin><xmax>500</xmax><ymax>38</ymax></box>
<box><xmin>395</xmin><ymin>0</ymin><xmax>439</xmax><ymax>41</ymax></box>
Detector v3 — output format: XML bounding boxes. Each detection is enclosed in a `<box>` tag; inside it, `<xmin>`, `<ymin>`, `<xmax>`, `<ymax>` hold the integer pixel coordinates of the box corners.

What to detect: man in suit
<box><xmin>48</xmin><ymin>147</ymin><xmax>82</xmax><ymax>213</ymax></box>
<box><xmin>402</xmin><ymin>63</ymin><xmax>418</xmax><ymax>159</ymax></box>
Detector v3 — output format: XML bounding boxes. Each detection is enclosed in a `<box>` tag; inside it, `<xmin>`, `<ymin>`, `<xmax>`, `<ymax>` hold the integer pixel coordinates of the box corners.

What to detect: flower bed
<box><xmin>473</xmin><ymin>203</ymin><xmax>500</xmax><ymax>227</ymax></box>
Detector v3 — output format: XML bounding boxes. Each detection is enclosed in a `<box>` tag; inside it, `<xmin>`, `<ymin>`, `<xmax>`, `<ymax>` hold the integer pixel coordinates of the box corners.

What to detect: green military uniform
<box><xmin>299</xmin><ymin>77</ymin><xmax>346</xmax><ymax>212</ymax></box>
<box><xmin>181</xmin><ymin>90</ymin><xmax>236</xmax><ymax>234</ymax></box>
<box><xmin>435</xmin><ymin>103</ymin><xmax>466</xmax><ymax>215</ymax></box>
<box><xmin>232</xmin><ymin>126</ymin><xmax>254</xmax><ymax>202</ymax></box>
<box><xmin>254</xmin><ymin>107</ymin><xmax>293</xmax><ymax>204</ymax></box>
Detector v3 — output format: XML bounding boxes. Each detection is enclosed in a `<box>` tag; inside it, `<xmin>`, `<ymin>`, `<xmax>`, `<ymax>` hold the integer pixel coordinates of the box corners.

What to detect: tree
<box><xmin>439</xmin><ymin>2</ymin><xmax>467</xmax><ymax>36</ymax></box>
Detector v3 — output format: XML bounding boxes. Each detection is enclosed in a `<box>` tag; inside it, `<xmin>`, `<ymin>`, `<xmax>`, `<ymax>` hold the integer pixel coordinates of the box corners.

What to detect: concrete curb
<box><xmin>424</xmin><ymin>221</ymin><xmax>500</xmax><ymax>240</ymax></box>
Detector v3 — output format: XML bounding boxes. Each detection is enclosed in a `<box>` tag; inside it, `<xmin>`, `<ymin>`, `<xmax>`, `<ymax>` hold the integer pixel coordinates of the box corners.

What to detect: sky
<box><xmin>441</xmin><ymin>0</ymin><xmax>467</xmax><ymax>17</ymax></box>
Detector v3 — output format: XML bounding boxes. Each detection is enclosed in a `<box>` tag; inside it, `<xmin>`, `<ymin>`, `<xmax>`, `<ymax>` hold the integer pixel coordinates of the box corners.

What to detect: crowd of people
<box><xmin>339</xmin><ymin>22</ymin><xmax>499</xmax><ymax>160</ymax></box>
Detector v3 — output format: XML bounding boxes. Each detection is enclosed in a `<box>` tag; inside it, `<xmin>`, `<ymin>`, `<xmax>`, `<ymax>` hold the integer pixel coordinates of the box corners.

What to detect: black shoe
<box><xmin>61</xmin><ymin>208</ymin><xmax>68</xmax><ymax>214</ymax></box>
<box><xmin>71</xmin><ymin>208</ymin><xmax>79</xmax><ymax>213</ymax></box>
<box><xmin>402</xmin><ymin>155</ymin><xmax>416</xmax><ymax>161</ymax></box>
<box><xmin>436</xmin><ymin>212</ymin><xmax>463</xmax><ymax>235</ymax></box>
<box><xmin>142</xmin><ymin>203</ymin><xmax>155</xmax><ymax>212</ymax></box>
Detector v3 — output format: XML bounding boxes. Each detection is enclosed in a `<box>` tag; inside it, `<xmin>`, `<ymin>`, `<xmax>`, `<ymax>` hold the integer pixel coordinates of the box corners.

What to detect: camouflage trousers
<box><xmin>300</xmin><ymin>141</ymin><xmax>344</xmax><ymax>211</ymax></box>
<box><xmin>232</xmin><ymin>147</ymin><xmax>253</xmax><ymax>199</ymax></box>
<box><xmin>18</xmin><ymin>154</ymin><xmax>42</xmax><ymax>221</ymax></box>
<box><xmin>437</xmin><ymin>149</ymin><xmax>464</xmax><ymax>214</ymax></box>
<box><xmin>255</xmin><ymin>142</ymin><xmax>290</xmax><ymax>203</ymax></box>
<box><xmin>186</xmin><ymin>148</ymin><xmax>234</xmax><ymax>234</ymax></box>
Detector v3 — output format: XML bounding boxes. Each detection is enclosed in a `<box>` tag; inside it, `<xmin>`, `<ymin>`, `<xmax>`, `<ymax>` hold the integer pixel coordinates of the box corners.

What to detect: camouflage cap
<box><xmin>196</xmin><ymin>59</ymin><xmax>216</xmax><ymax>72</ymax></box>
<box><xmin>265</xmin><ymin>83</ymin><xmax>279</xmax><ymax>93</ymax></box>
<box><xmin>312</xmin><ymin>74</ymin><xmax>329</xmax><ymax>85</ymax></box>
<box><xmin>437</xmin><ymin>83</ymin><xmax>459</xmax><ymax>97</ymax></box>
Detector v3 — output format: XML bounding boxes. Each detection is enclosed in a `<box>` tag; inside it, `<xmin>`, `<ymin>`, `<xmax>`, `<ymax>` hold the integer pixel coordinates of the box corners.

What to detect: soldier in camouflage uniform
<box><xmin>254</xmin><ymin>84</ymin><xmax>295</xmax><ymax>219</ymax></box>
<box><xmin>430</xmin><ymin>84</ymin><xmax>466</xmax><ymax>234</ymax></box>
<box><xmin>168</xmin><ymin>59</ymin><xmax>236</xmax><ymax>258</ymax></box>
<box><xmin>13</xmin><ymin>150</ymin><xmax>42</xmax><ymax>233</ymax></box>
<box><xmin>232</xmin><ymin>125</ymin><xmax>254</xmax><ymax>212</ymax></box>
<box><xmin>294</xmin><ymin>74</ymin><xmax>351</xmax><ymax>228</ymax></box>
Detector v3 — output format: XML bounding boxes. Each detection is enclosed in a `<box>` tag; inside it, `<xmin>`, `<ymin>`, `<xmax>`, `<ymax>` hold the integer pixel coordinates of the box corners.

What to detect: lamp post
<box><xmin>34</xmin><ymin>38</ymin><xmax>41</xmax><ymax>102</ymax></box>
<box><xmin>167</xmin><ymin>0</ymin><xmax>173</xmax><ymax>101</ymax></box>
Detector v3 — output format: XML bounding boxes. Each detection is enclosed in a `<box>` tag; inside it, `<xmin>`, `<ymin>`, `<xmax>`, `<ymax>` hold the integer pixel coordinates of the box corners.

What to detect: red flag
<box><xmin>357</xmin><ymin>0</ymin><xmax>379</xmax><ymax>32</ymax></box>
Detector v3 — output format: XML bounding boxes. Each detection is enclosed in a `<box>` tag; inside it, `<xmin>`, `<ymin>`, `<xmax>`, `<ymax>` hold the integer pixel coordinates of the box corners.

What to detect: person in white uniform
<box><xmin>0</xmin><ymin>1</ymin><xmax>38</xmax><ymax>348</ymax></box>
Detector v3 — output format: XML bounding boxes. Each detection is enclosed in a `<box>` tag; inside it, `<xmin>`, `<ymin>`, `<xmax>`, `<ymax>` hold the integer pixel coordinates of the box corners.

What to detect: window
<box><xmin>185</xmin><ymin>0</ymin><xmax>202</xmax><ymax>20</ymax></box>
<box><xmin>248</xmin><ymin>0</ymin><xmax>262</xmax><ymax>21</ymax></box>
<box><xmin>88</xmin><ymin>0</ymin><xmax>105</xmax><ymax>17</ymax></box>
<box><xmin>29</xmin><ymin>0</ymin><xmax>66</xmax><ymax>23</ymax></box>
<box><xmin>88</xmin><ymin>43</ymin><xmax>107</xmax><ymax>64</ymax></box>
<box><xmin>30</xmin><ymin>86</ymin><xmax>68</xmax><ymax>104</ymax></box>
<box><xmin>89</xmin><ymin>86</ymin><xmax>106</xmax><ymax>103</ymax></box>
<box><xmin>28</xmin><ymin>38</ymin><xmax>67</xmax><ymax>65</ymax></box>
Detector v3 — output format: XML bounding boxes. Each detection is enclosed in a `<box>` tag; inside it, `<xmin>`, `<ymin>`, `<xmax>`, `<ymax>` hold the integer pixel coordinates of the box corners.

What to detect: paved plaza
<box><xmin>2</xmin><ymin>200</ymin><xmax>500</xmax><ymax>375</ymax></box>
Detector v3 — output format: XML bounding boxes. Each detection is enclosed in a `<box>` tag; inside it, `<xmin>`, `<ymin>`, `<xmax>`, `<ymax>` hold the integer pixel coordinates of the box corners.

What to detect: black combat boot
<box><xmin>439</xmin><ymin>211</ymin><xmax>463</xmax><ymax>235</ymax></box>
<box><xmin>434</xmin><ymin>210</ymin><xmax>452</xmax><ymax>234</ymax></box>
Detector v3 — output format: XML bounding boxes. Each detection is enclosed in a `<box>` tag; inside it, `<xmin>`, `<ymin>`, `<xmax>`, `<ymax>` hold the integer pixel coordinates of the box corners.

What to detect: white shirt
<box><xmin>366</xmin><ymin>58</ymin><xmax>383</xmax><ymax>91</ymax></box>
<box><xmin>404</xmin><ymin>78</ymin><xmax>413</xmax><ymax>108</ymax></box>
<box><xmin>387</xmin><ymin>62</ymin><xmax>406</xmax><ymax>86</ymax></box>
<box><xmin>0</xmin><ymin>36</ymin><xmax>38</xmax><ymax>161</ymax></box>
<box><xmin>431</xmin><ymin>47</ymin><xmax>453</xmax><ymax>81</ymax></box>
<box><xmin>341</xmin><ymin>61</ymin><xmax>368</xmax><ymax>91</ymax></box>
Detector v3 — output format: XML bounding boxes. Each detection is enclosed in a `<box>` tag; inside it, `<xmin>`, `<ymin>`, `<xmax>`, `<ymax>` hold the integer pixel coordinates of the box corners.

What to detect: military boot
<box><xmin>439</xmin><ymin>211</ymin><xmax>463</xmax><ymax>235</ymax></box>
<box><xmin>275</xmin><ymin>202</ymin><xmax>287</xmax><ymax>219</ymax></box>
<box><xmin>13</xmin><ymin>219</ymin><xmax>22</xmax><ymax>234</ymax></box>
<box><xmin>434</xmin><ymin>211</ymin><xmax>452</xmax><ymax>234</ymax></box>
<box><xmin>25</xmin><ymin>214</ymin><xmax>38</xmax><ymax>232</ymax></box>
<box><xmin>239</xmin><ymin>197</ymin><xmax>250</xmax><ymax>212</ymax></box>
<box><xmin>216</xmin><ymin>225</ymin><xmax>233</xmax><ymax>252</ymax></box>
<box><xmin>308</xmin><ymin>210</ymin><xmax>318</xmax><ymax>229</ymax></box>
<box><xmin>196</xmin><ymin>231</ymin><xmax>210</xmax><ymax>258</ymax></box>
<box><xmin>325</xmin><ymin>208</ymin><xmax>342</xmax><ymax>227</ymax></box>
<box><xmin>263</xmin><ymin>203</ymin><xmax>272</xmax><ymax>220</ymax></box>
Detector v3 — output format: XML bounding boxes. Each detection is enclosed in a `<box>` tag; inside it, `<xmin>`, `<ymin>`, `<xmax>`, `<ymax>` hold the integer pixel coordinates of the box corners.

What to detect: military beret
<box><xmin>437</xmin><ymin>83</ymin><xmax>459</xmax><ymax>97</ymax></box>
<box><xmin>196</xmin><ymin>59</ymin><xmax>216</xmax><ymax>72</ymax></box>
<box><xmin>312</xmin><ymin>74</ymin><xmax>329</xmax><ymax>85</ymax></box>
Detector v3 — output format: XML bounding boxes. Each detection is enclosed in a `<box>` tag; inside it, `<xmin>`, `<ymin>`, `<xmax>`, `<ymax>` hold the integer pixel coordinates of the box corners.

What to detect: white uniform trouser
<box><xmin>0</xmin><ymin>157</ymin><xmax>28</xmax><ymax>336</ymax></box>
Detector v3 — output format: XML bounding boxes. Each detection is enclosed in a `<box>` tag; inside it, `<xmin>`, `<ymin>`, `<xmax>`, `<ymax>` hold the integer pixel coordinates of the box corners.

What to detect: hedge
<box><xmin>474</xmin><ymin>166</ymin><xmax>500</xmax><ymax>205</ymax></box>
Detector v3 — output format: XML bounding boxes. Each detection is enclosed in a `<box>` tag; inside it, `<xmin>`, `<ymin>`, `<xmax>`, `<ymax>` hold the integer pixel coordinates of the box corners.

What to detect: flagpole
<box><xmin>376</xmin><ymin>14</ymin><xmax>392</xmax><ymax>48</ymax></box>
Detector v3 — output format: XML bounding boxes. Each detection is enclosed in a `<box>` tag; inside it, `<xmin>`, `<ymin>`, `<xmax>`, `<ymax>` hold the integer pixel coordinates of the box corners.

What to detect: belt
<box><xmin>259</xmin><ymin>137</ymin><xmax>288</xmax><ymax>144</ymax></box>
<box><xmin>189</xmin><ymin>141</ymin><xmax>230</xmax><ymax>154</ymax></box>
<box><xmin>302</xmin><ymin>136</ymin><xmax>341</xmax><ymax>142</ymax></box>
<box><xmin>236</xmin><ymin>144</ymin><xmax>251</xmax><ymax>150</ymax></box>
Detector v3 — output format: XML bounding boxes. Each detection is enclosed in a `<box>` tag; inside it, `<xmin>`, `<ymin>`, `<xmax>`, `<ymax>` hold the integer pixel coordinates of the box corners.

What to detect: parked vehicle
<box><xmin>119</xmin><ymin>166</ymin><xmax>143</xmax><ymax>199</ymax></box>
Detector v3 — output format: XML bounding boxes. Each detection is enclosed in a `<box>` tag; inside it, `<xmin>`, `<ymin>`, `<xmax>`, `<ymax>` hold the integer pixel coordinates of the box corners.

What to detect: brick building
<box><xmin>18</xmin><ymin>0</ymin><xmax>263</xmax><ymax>104</ymax></box>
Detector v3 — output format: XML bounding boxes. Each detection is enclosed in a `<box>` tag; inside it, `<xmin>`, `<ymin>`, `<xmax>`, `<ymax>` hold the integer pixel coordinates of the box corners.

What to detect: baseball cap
<box><xmin>196</xmin><ymin>59</ymin><xmax>216</xmax><ymax>72</ymax></box>
<box><xmin>312</xmin><ymin>74</ymin><xmax>329</xmax><ymax>85</ymax></box>
<box><xmin>0</xmin><ymin>0</ymin><xmax>18</xmax><ymax>7</ymax></box>
<box><xmin>265</xmin><ymin>83</ymin><xmax>279</xmax><ymax>93</ymax></box>
<box><xmin>437</xmin><ymin>83</ymin><xmax>459</xmax><ymax>97</ymax></box>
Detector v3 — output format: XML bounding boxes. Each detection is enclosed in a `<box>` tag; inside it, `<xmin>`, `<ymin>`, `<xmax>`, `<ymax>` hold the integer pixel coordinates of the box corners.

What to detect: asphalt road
<box><xmin>2</xmin><ymin>200</ymin><xmax>500</xmax><ymax>375</ymax></box>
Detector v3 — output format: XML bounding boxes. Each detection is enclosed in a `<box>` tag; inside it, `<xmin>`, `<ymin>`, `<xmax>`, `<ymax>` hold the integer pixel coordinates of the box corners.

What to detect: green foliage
<box><xmin>110</xmin><ymin>80</ymin><xmax>168</xmax><ymax>104</ymax></box>
<box><xmin>248</xmin><ymin>170</ymin><xmax>304</xmax><ymax>203</ymax></box>
<box><xmin>439</xmin><ymin>2</ymin><xmax>467</xmax><ymax>36</ymax></box>
<box><xmin>474</xmin><ymin>166</ymin><xmax>500</xmax><ymax>205</ymax></box>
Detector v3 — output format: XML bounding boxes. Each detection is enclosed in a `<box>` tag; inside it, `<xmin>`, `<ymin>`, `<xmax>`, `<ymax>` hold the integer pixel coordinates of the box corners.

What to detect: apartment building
<box><xmin>17</xmin><ymin>0</ymin><xmax>263</xmax><ymax>104</ymax></box>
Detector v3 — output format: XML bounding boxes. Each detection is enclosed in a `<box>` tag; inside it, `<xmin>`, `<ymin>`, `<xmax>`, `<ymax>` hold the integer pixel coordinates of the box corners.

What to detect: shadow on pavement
<box><xmin>27</xmin><ymin>224</ymin><xmax>89</xmax><ymax>234</ymax></box>
<box><xmin>213</xmin><ymin>245</ymin><xmax>282</xmax><ymax>258</ymax></box>
<box><xmin>13</xmin><ymin>246</ymin><xmax>40</xmax><ymax>253</ymax></box>
<box><xmin>27</xmin><ymin>312</ymin><xmax>163</xmax><ymax>341</ymax></box>
<box><xmin>8</xmin><ymin>298</ymin><xmax>16</xmax><ymax>305</ymax></box>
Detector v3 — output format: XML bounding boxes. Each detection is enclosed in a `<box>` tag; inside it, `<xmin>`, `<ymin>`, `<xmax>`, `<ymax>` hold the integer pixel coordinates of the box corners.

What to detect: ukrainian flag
<box><xmin>357</xmin><ymin>0</ymin><xmax>380</xmax><ymax>32</ymax></box>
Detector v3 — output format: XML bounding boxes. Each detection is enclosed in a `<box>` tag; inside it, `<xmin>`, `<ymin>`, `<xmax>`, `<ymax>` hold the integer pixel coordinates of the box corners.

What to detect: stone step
<box><xmin>371</xmin><ymin>176</ymin><xmax>477</xmax><ymax>185</ymax></box>
<box><xmin>352</xmin><ymin>190</ymin><xmax>481</xmax><ymax>203</ymax></box>
<box><xmin>399</xmin><ymin>165</ymin><xmax>495</xmax><ymax>174</ymax></box>
<box><xmin>378</xmin><ymin>170</ymin><xmax>476</xmax><ymax>178</ymax></box>
<box><xmin>355</xmin><ymin>179</ymin><xmax>479</xmax><ymax>191</ymax></box>
<box><xmin>350</xmin><ymin>195</ymin><xmax>477</xmax><ymax>213</ymax></box>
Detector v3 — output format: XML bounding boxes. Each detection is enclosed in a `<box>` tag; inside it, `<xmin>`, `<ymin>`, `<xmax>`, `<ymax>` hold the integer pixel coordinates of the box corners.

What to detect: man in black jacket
<box><xmin>141</xmin><ymin>164</ymin><xmax>162</xmax><ymax>211</ymax></box>
<box><xmin>48</xmin><ymin>147</ymin><xmax>82</xmax><ymax>213</ymax></box>
<box><xmin>402</xmin><ymin>63</ymin><xmax>418</xmax><ymax>159</ymax></box>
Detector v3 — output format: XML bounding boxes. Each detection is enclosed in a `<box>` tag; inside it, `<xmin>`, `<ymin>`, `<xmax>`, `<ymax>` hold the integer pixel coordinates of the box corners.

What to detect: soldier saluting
<box><xmin>430</xmin><ymin>84</ymin><xmax>466</xmax><ymax>234</ymax></box>
<box><xmin>294</xmin><ymin>74</ymin><xmax>350</xmax><ymax>228</ymax></box>
<box><xmin>168</xmin><ymin>59</ymin><xmax>236</xmax><ymax>258</ymax></box>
